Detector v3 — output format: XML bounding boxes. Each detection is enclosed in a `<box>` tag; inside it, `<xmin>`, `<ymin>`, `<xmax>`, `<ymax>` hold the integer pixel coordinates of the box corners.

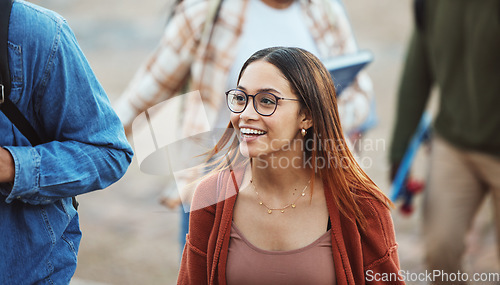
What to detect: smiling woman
<box><xmin>177</xmin><ymin>47</ymin><xmax>403</xmax><ymax>285</ymax></box>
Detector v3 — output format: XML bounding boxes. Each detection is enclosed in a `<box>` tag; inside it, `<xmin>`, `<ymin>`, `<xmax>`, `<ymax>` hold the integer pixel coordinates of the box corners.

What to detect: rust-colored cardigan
<box><xmin>178</xmin><ymin>168</ymin><xmax>404</xmax><ymax>285</ymax></box>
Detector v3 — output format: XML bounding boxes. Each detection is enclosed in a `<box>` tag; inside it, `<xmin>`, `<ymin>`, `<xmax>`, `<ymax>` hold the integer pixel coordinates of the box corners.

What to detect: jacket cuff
<box><xmin>2</xmin><ymin>146</ymin><xmax>41</xmax><ymax>203</ymax></box>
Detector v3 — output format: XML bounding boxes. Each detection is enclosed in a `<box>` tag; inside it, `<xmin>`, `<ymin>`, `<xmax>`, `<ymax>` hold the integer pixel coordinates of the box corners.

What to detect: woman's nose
<box><xmin>240</xmin><ymin>97</ymin><xmax>259</xmax><ymax>120</ymax></box>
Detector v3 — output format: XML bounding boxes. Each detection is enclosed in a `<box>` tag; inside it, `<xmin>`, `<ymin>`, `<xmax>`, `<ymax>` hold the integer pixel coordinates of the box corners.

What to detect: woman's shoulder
<box><xmin>356</xmin><ymin>191</ymin><xmax>394</xmax><ymax>232</ymax></box>
<box><xmin>357</xmin><ymin>190</ymin><xmax>391</xmax><ymax>212</ymax></box>
<box><xmin>191</xmin><ymin>167</ymin><xmax>242</xmax><ymax>212</ymax></box>
<box><xmin>172</xmin><ymin>0</ymin><xmax>244</xmax><ymax>30</ymax></box>
<box><xmin>167</xmin><ymin>0</ymin><xmax>210</xmax><ymax>36</ymax></box>
<box><xmin>190</xmin><ymin>170</ymin><xmax>222</xmax><ymax>212</ymax></box>
<box><xmin>175</xmin><ymin>0</ymin><xmax>209</xmax><ymax>15</ymax></box>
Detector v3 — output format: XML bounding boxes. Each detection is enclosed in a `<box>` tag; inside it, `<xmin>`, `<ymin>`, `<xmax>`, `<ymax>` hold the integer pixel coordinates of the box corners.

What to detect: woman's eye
<box><xmin>260</xmin><ymin>96</ymin><xmax>276</xmax><ymax>105</ymax></box>
<box><xmin>235</xmin><ymin>95</ymin><xmax>246</xmax><ymax>102</ymax></box>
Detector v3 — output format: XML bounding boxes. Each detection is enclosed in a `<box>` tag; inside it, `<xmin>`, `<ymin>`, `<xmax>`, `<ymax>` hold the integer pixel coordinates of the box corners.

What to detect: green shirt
<box><xmin>390</xmin><ymin>0</ymin><xmax>500</xmax><ymax>163</ymax></box>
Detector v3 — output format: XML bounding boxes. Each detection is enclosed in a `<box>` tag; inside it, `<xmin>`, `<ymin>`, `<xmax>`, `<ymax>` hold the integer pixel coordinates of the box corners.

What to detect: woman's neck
<box><xmin>250</xmin><ymin>155</ymin><xmax>312</xmax><ymax>196</ymax></box>
<box><xmin>260</xmin><ymin>0</ymin><xmax>295</xmax><ymax>9</ymax></box>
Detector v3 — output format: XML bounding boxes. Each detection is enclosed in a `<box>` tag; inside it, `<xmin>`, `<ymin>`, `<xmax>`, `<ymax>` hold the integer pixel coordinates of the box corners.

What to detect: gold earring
<box><xmin>301</xmin><ymin>128</ymin><xmax>307</xmax><ymax>137</ymax></box>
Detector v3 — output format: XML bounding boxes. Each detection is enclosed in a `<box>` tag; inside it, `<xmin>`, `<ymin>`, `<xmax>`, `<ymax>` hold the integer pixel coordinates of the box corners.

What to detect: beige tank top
<box><xmin>226</xmin><ymin>222</ymin><xmax>336</xmax><ymax>285</ymax></box>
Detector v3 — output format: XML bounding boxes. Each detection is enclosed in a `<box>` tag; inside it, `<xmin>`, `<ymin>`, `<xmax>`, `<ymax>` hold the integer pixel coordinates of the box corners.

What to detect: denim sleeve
<box><xmin>2</xmin><ymin>19</ymin><xmax>133</xmax><ymax>204</ymax></box>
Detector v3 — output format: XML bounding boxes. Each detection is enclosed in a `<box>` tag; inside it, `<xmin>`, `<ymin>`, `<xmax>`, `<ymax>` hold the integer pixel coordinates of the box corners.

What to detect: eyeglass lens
<box><xmin>226</xmin><ymin>89</ymin><xmax>277</xmax><ymax>116</ymax></box>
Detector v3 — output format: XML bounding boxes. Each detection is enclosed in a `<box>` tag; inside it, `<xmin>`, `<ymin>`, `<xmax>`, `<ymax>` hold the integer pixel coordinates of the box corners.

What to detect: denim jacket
<box><xmin>0</xmin><ymin>1</ymin><xmax>133</xmax><ymax>283</ymax></box>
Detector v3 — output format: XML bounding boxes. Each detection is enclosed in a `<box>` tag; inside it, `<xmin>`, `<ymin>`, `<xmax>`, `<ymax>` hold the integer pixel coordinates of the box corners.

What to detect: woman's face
<box><xmin>230</xmin><ymin>60</ymin><xmax>311</xmax><ymax>159</ymax></box>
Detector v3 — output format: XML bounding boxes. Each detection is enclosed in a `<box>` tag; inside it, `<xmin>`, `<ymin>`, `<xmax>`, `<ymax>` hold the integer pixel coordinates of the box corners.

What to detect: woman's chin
<box><xmin>239</xmin><ymin>143</ymin><xmax>269</xmax><ymax>159</ymax></box>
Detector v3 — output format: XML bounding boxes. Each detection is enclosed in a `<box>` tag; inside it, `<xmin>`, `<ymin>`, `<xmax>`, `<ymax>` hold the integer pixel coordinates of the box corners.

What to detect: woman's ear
<box><xmin>300</xmin><ymin>109</ymin><xmax>313</xmax><ymax>130</ymax></box>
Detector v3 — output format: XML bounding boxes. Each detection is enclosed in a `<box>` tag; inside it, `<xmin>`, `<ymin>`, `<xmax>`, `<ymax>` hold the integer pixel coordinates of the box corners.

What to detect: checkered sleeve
<box><xmin>114</xmin><ymin>1</ymin><xmax>209</xmax><ymax>131</ymax></box>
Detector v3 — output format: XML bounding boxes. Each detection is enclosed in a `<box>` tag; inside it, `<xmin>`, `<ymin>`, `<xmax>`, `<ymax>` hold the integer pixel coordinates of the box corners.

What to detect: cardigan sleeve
<box><xmin>177</xmin><ymin>172</ymin><xmax>219</xmax><ymax>284</ymax></box>
<box><xmin>362</xmin><ymin>199</ymin><xmax>405</xmax><ymax>284</ymax></box>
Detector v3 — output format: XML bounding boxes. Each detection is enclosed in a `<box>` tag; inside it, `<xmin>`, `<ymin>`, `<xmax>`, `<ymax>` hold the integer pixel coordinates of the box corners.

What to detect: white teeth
<box><xmin>240</xmin><ymin>128</ymin><xmax>266</xmax><ymax>135</ymax></box>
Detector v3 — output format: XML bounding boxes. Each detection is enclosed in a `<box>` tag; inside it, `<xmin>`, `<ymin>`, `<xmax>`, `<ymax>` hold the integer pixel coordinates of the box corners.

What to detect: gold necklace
<box><xmin>250</xmin><ymin>179</ymin><xmax>311</xmax><ymax>214</ymax></box>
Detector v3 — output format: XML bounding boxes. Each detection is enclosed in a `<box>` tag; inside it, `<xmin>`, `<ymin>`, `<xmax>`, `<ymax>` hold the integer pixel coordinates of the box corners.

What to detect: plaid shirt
<box><xmin>115</xmin><ymin>0</ymin><xmax>374</xmax><ymax>136</ymax></box>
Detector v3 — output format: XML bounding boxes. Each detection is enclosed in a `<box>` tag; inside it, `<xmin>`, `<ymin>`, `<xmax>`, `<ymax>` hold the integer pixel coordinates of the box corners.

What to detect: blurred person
<box><xmin>389</xmin><ymin>0</ymin><xmax>500</xmax><ymax>283</ymax></box>
<box><xmin>115</xmin><ymin>0</ymin><xmax>375</xmax><ymax>254</ymax></box>
<box><xmin>0</xmin><ymin>0</ymin><xmax>133</xmax><ymax>283</ymax></box>
<box><xmin>178</xmin><ymin>47</ymin><xmax>402</xmax><ymax>285</ymax></box>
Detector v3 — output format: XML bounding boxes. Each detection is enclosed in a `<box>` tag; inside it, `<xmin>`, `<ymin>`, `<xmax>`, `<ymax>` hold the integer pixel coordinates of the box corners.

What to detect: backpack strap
<box><xmin>0</xmin><ymin>0</ymin><xmax>13</xmax><ymax>93</ymax></box>
<box><xmin>0</xmin><ymin>0</ymin><xmax>43</xmax><ymax>146</ymax></box>
<box><xmin>0</xmin><ymin>101</ymin><xmax>43</xmax><ymax>146</ymax></box>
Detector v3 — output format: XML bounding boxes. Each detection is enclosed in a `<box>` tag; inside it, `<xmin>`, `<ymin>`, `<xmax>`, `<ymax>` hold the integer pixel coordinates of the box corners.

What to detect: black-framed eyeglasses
<box><xmin>225</xmin><ymin>89</ymin><xmax>300</xmax><ymax>116</ymax></box>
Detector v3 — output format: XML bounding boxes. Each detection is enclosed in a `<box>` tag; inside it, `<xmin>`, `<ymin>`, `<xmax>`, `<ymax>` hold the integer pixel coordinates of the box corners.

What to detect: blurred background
<box><xmin>29</xmin><ymin>0</ymin><xmax>499</xmax><ymax>284</ymax></box>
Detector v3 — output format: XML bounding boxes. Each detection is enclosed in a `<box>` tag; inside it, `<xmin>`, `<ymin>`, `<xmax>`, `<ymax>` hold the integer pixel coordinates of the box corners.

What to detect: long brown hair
<box><xmin>207</xmin><ymin>47</ymin><xmax>391</xmax><ymax>229</ymax></box>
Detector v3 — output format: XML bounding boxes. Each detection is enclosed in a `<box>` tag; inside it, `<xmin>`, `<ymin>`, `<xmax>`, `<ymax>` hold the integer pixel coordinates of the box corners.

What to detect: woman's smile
<box><xmin>239</xmin><ymin>127</ymin><xmax>267</xmax><ymax>142</ymax></box>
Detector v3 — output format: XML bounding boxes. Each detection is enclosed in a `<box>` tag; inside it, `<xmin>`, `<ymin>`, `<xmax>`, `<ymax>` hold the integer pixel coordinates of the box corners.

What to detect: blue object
<box><xmin>325</xmin><ymin>50</ymin><xmax>373</xmax><ymax>96</ymax></box>
<box><xmin>390</xmin><ymin>112</ymin><xmax>432</xmax><ymax>201</ymax></box>
<box><xmin>179</xmin><ymin>205</ymin><xmax>190</xmax><ymax>255</ymax></box>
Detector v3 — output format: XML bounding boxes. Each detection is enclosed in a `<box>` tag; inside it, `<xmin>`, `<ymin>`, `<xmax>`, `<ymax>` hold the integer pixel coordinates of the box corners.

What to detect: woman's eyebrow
<box><xmin>236</xmin><ymin>86</ymin><xmax>281</xmax><ymax>94</ymax></box>
<box><xmin>258</xmin><ymin>88</ymin><xmax>281</xmax><ymax>94</ymax></box>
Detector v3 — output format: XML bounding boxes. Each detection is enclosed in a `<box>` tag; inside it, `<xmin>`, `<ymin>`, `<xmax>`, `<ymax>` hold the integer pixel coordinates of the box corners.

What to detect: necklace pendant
<box><xmin>280</xmin><ymin>210</ymin><xmax>285</xmax><ymax>213</ymax></box>
<box><xmin>291</xmin><ymin>204</ymin><xmax>296</xmax><ymax>208</ymax></box>
<box><xmin>301</xmin><ymin>192</ymin><xmax>306</xmax><ymax>196</ymax></box>
<box><xmin>267</xmin><ymin>209</ymin><xmax>272</xmax><ymax>214</ymax></box>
